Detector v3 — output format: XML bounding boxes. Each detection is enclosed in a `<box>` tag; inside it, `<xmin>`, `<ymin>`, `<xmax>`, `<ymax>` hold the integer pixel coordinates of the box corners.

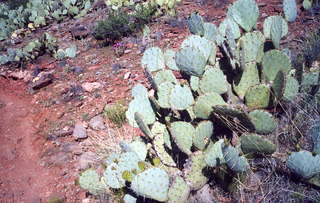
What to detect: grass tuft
<box><xmin>103</xmin><ymin>102</ymin><xmax>127</xmax><ymax>127</ymax></box>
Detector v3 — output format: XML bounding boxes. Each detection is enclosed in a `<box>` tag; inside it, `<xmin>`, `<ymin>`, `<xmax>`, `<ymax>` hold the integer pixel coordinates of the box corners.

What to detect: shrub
<box><xmin>103</xmin><ymin>102</ymin><xmax>127</xmax><ymax>127</ymax></box>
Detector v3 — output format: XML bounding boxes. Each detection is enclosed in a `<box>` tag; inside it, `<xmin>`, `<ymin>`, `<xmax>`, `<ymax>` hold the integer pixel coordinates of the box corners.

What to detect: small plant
<box><xmin>103</xmin><ymin>102</ymin><xmax>127</xmax><ymax>127</ymax></box>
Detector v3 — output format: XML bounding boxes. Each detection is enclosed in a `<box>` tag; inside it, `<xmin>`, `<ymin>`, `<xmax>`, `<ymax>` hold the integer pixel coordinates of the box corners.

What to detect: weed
<box><xmin>103</xmin><ymin>102</ymin><xmax>127</xmax><ymax>127</ymax></box>
<box><xmin>82</xmin><ymin>113</ymin><xmax>90</xmax><ymax>121</ymax></box>
<box><xmin>48</xmin><ymin>197</ymin><xmax>64</xmax><ymax>203</ymax></box>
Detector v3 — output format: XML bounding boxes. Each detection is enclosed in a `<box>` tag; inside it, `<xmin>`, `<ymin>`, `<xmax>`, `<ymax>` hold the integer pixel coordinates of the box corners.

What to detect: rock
<box><xmin>61</xmin><ymin>142</ymin><xmax>83</xmax><ymax>155</ymax></box>
<box><xmin>70</xmin><ymin>24</ymin><xmax>90</xmax><ymax>40</ymax></box>
<box><xmin>124</xmin><ymin>72</ymin><xmax>131</xmax><ymax>80</ymax></box>
<box><xmin>30</xmin><ymin>71</ymin><xmax>54</xmax><ymax>90</ymax></box>
<box><xmin>112</xmin><ymin>63</ymin><xmax>122</xmax><ymax>73</ymax></box>
<box><xmin>89</xmin><ymin>115</ymin><xmax>105</xmax><ymax>130</ymax></box>
<box><xmin>77</xmin><ymin>151</ymin><xmax>98</xmax><ymax>170</ymax></box>
<box><xmin>70</xmin><ymin>66</ymin><xmax>84</xmax><ymax>74</ymax></box>
<box><xmin>188</xmin><ymin>184</ymin><xmax>215</xmax><ymax>203</ymax></box>
<box><xmin>81</xmin><ymin>82</ymin><xmax>102</xmax><ymax>92</ymax></box>
<box><xmin>82</xmin><ymin>199</ymin><xmax>90</xmax><ymax>203</ymax></box>
<box><xmin>61</xmin><ymin>85</ymin><xmax>84</xmax><ymax>102</ymax></box>
<box><xmin>73</xmin><ymin>122</ymin><xmax>87</xmax><ymax>140</ymax></box>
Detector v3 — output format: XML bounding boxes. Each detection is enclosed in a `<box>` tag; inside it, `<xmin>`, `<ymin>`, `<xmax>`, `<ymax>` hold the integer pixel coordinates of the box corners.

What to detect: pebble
<box><xmin>89</xmin><ymin>115</ymin><xmax>106</xmax><ymax>130</ymax></box>
<box><xmin>72</xmin><ymin>122</ymin><xmax>87</xmax><ymax>140</ymax></box>
<box><xmin>81</xmin><ymin>82</ymin><xmax>102</xmax><ymax>92</ymax></box>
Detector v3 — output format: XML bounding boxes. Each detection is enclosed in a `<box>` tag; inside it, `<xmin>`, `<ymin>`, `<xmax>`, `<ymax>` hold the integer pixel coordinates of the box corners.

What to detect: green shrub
<box><xmin>103</xmin><ymin>102</ymin><xmax>127</xmax><ymax>127</ymax></box>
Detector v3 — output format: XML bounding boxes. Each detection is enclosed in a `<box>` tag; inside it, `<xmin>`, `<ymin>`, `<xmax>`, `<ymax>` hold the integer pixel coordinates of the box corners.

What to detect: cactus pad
<box><xmin>227</xmin><ymin>0</ymin><xmax>259</xmax><ymax>32</ymax></box>
<box><xmin>204</xmin><ymin>23</ymin><xmax>224</xmax><ymax>45</ymax></box>
<box><xmin>170</xmin><ymin>121</ymin><xmax>195</xmax><ymax>155</ymax></box>
<box><xmin>238</xmin><ymin>31</ymin><xmax>265</xmax><ymax>63</ymax></box>
<box><xmin>123</xmin><ymin>194</ymin><xmax>137</xmax><ymax>203</ymax></box>
<box><xmin>194</xmin><ymin>92</ymin><xmax>226</xmax><ymax>119</ymax></box>
<box><xmin>309</xmin><ymin>121</ymin><xmax>320</xmax><ymax>154</ymax></box>
<box><xmin>248</xmin><ymin>110</ymin><xmax>277</xmax><ymax>134</ymax></box>
<box><xmin>190</xmin><ymin>76</ymin><xmax>200</xmax><ymax>91</ymax></box>
<box><xmin>194</xmin><ymin>121</ymin><xmax>214</xmax><ymax>150</ymax></box>
<box><xmin>131</xmin><ymin>168</ymin><xmax>170</xmax><ymax>202</ymax></box>
<box><xmin>79</xmin><ymin>169</ymin><xmax>106</xmax><ymax>195</ymax></box>
<box><xmin>272</xmin><ymin>71</ymin><xmax>286</xmax><ymax>100</ymax></box>
<box><xmin>283</xmin><ymin>0</ymin><xmax>297</xmax><ymax>22</ymax></box>
<box><xmin>126</xmin><ymin>97</ymin><xmax>155</xmax><ymax>127</ymax></box>
<box><xmin>170</xmin><ymin>85</ymin><xmax>195</xmax><ymax>110</ymax></box>
<box><xmin>187</xmin><ymin>12</ymin><xmax>205</xmax><ymax>36</ymax></box>
<box><xmin>270</xmin><ymin>15</ymin><xmax>283</xmax><ymax>49</ymax></box>
<box><xmin>245</xmin><ymin>84</ymin><xmax>270</xmax><ymax>109</ymax></box>
<box><xmin>181</xmin><ymin>35</ymin><xmax>213</xmax><ymax>60</ymax></box>
<box><xmin>154</xmin><ymin>70</ymin><xmax>178</xmax><ymax>88</ymax></box>
<box><xmin>132</xmin><ymin>84</ymin><xmax>148</xmax><ymax>99</ymax></box>
<box><xmin>204</xmin><ymin>139</ymin><xmax>225</xmax><ymax>167</ymax></box>
<box><xmin>262</xmin><ymin>50</ymin><xmax>291</xmax><ymax>81</ymax></box>
<box><xmin>219</xmin><ymin>18</ymin><xmax>241</xmax><ymax>39</ymax></box>
<box><xmin>287</xmin><ymin>151</ymin><xmax>320</xmax><ymax>179</ymax></box>
<box><xmin>222</xmin><ymin>145</ymin><xmax>249</xmax><ymax>173</ymax></box>
<box><xmin>184</xmin><ymin>152</ymin><xmax>208</xmax><ymax>190</ymax></box>
<box><xmin>168</xmin><ymin>176</ymin><xmax>191</xmax><ymax>203</ymax></box>
<box><xmin>164</xmin><ymin>49</ymin><xmax>179</xmax><ymax>71</ymax></box>
<box><xmin>199</xmin><ymin>68</ymin><xmax>228</xmax><ymax>95</ymax></box>
<box><xmin>127</xmin><ymin>139</ymin><xmax>148</xmax><ymax>160</ymax></box>
<box><xmin>157</xmin><ymin>82</ymin><xmax>175</xmax><ymax>109</ymax></box>
<box><xmin>176</xmin><ymin>46</ymin><xmax>207</xmax><ymax>76</ymax></box>
<box><xmin>283</xmin><ymin>75</ymin><xmax>299</xmax><ymax>101</ymax></box>
<box><xmin>240</xmin><ymin>133</ymin><xmax>276</xmax><ymax>155</ymax></box>
<box><xmin>234</xmin><ymin>62</ymin><xmax>260</xmax><ymax>99</ymax></box>
<box><xmin>263</xmin><ymin>16</ymin><xmax>288</xmax><ymax>39</ymax></box>
<box><xmin>141</xmin><ymin>47</ymin><xmax>165</xmax><ymax>72</ymax></box>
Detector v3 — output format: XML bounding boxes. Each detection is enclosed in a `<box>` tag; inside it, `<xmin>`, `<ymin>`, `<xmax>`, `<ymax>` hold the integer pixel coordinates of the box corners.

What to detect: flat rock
<box><xmin>89</xmin><ymin>115</ymin><xmax>105</xmax><ymax>130</ymax></box>
<box><xmin>29</xmin><ymin>71</ymin><xmax>54</xmax><ymax>90</ymax></box>
<box><xmin>81</xmin><ymin>82</ymin><xmax>102</xmax><ymax>92</ymax></box>
<box><xmin>77</xmin><ymin>151</ymin><xmax>98</xmax><ymax>170</ymax></box>
<box><xmin>73</xmin><ymin>122</ymin><xmax>87</xmax><ymax>139</ymax></box>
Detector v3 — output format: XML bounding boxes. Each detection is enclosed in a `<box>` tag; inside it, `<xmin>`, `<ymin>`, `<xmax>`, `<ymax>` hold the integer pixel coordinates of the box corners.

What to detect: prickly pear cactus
<box><xmin>79</xmin><ymin>169</ymin><xmax>106</xmax><ymax>195</ymax></box>
<box><xmin>187</xmin><ymin>12</ymin><xmax>205</xmax><ymax>36</ymax></box>
<box><xmin>287</xmin><ymin>151</ymin><xmax>320</xmax><ymax>179</ymax></box>
<box><xmin>141</xmin><ymin>47</ymin><xmax>165</xmax><ymax>72</ymax></box>
<box><xmin>131</xmin><ymin>168</ymin><xmax>170</xmax><ymax>202</ymax></box>
<box><xmin>223</xmin><ymin>145</ymin><xmax>249</xmax><ymax>173</ymax></box>
<box><xmin>309</xmin><ymin>121</ymin><xmax>320</xmax><ymax>154</ymax></box>
<box><xmin>168</xmin><ymin>176</ymin><xmax>190</xmax><ymax>203</ymax></box>
<box><xmin>170</xmin><ymin>122</ymin><xmax>195</xmax><ymax>155</ymax></box>
<box><xmin>240</xmin><ymin>133</ymin><xmax>276</xmax><ymax>155</ymax></box>
<box><xmin>283</xmin><ymin>0</ymin><xmax>297</xmax><ymax>22</ymax></box>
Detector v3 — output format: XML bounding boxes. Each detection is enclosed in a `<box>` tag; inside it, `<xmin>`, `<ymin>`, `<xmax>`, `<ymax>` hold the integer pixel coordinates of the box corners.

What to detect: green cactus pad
<box><xmin>213</xmin><ymin>105</ymin><xmax>255</xmax><ymax>131</ymax></box>
<box><xmin>283</xmin><ymin>75</ymin><xmax>299</xmax><ymax>101</ymax></box>
<box><xmin>309</xmin><ymin>121</ymin><xmax>320</xmax><ymax>154</ymax></box>
<box><xmin>270</xmin><ymin>16</ymin><xmax>283</xmax><ymax>49</ymax></box>
<box><xmin>170</xmin><ymin>121</ymin><xmax>195</xmax><ymax>155</ymax></box>
<box><xmin>204</xmin><ymin>139</ymin><xmax>226</xmax><ymax>167</ymax></box>
<box><xmin>184</xmin><ymin>152</ymin><xmax>208</xmax><ymax>190</ymax></box>
<box><xmin>168</xmin><ymin>176</ymin><xmax>190</xmax><ymax>203</ymax></box>
<box><xmin>263</xmin><ymin>16</ymin><xmax>288</xmax><ymax>39</ymax></box>
<box><xmin>272</xmin><ymin>71</ymin><xmax>286</xmax><ymax>100</ymax></box>
<box><xmin>287</xmin><ymin>151</ymin><xmax>320</xmax><ymax>179</ymax></box>
<box><xmin>128</xmin><ymin>139</ymin><xmax>148</xmax><ymax>160</ymax></box>
<box><xmin>238</xmin><ymin>31</ymin><xmax>265</xmax><ymax>63</ymax></box>
<box><xmin>240</xmin><ymin>133</ymin><xmax>276</xmax><ymax>155</ymax></box>
<box><xmin>141</xmin><ymin>47</ymin><xmax>165</xmax><ymax>72</ymax></box>
<box><xmin>190</xmin><ymin>76</ymin><xmax>200</xmax><ymax>91</ymax></box>
<box><xmin>222</xmin><ymin>145</ymin><xmax>249</xmax><ymax>173</ymax></box>
<box><xmin>199</xmin><ymin>68</ymin><xmax>228</xmax><ymax>95</ymax></box>
<box><xmin>194</xmin><ymin>121</ymin><xmax>214</xmax><ymax>150</ymax></box>
<box><xmin>194</xmin><ymin>92</ymin><xmax>227</xmax><ymax>119</ymax></box>
<box><xmin>187</xmin><ymin>12</ymin><xmax>205</xmax><ymax>36</ymax></box>
<box><xmin>248</xmin><ymin>110</ymin><xmax>277</xmax><ymax>134</ymax></box>
<box><xmin>204</xmin><ymin>23</ymin><xmax>224</xmax><ymax>45</ymax></box>
<box><xmin>79</xmin><ymin>169</ymin><xmax>106</xmax><ymax>195</ymax></box>
<box><xmin>132</xmin><ymin>84</ymin><xmax>148</xmax><ymax>99</ymax></box>
<box><xmin>176</xmin><ymin>46</ymin><xmax>207</xmax><ymax>76</ymax></box>
<box><xmin>123</xmin><ymin>194</ymin><xmax>137</xmax><ymax>203</ymax></box>
<box><xmin>234</xmin><ymin>62</ymin><xmax>260</xmax><ymax>99</ymax></box>
<box><xmin>134</xmin><ymin>112</ymin><xmax>153</xmax><ymax>139</ymax></box>
<box><xmin>262</xmin><ymin>50</ymin><xmax>291</xmax><ymax>81</ymax></box>
<box><xmin>301</xmin><ymin>72</ymin><xmax>319</xmax><ymax>86</ymax></box>
<box><xmin>227</xmin><ymin>0</ymin><xmax>259</xmax><ymax>32</ymax></box>
<box><xmin>152</xmin><ymin>122</ymin><xmax>176</xmax><ymax>166</ymax></box>
<box><xmin>170</xmin><ymin>85</ymin><xmax>194</xmax><ymax>110</ymax></box>
<box><xmin>164</xmin><ymin>49</ymin><xmax>179</xmax><ymax>71</ymax></box>
<box><xmin>104</xmin><ymin>163</ymin><xmax>126</xmax><ymax>188</ymax></box>
<box><xmin>105</xmin><ymin>153</ymin><xmax>121</xmax><ymax>166</ymax></box>
<box><xmin>181</xmin><ymin>35</ymin><xmax>213</xmax><ymax>60</ymax></box>
<box><xmin>154</xmin><ymin>70</ymin><xmax>178</xmax><ymax>88</ymax></box>
<box><xmin>219</xmin><ymin>18</ymin><xmax>241</xmax><ymax>39</ymax></box>
<box><xmin>283</xmin><ymin>0</ymin><xmax>297</xmax><ymax>22</ymax></box>
<box><xmin>126</xmin><ymin>97</ymin><xmax>156</xmax><ymax>127</ymax></box>
<box><xmin>303</xmin><ymin>0</ymin><xmax>312</xmax><ymax>10</ymax></box>
<box><xmin>131</xmin><ymin>168</ymin><xmax>170</xmax><ymax>202</ymax></box>
<box><xmin>157</xmin><ymin>82</ymin><xmax>175</xmax><ymax>109</ymax></box>
<box><xmin>244</xmin><ymin>84</ymin><xmax>270</xmax><ymax>109</ymax></box>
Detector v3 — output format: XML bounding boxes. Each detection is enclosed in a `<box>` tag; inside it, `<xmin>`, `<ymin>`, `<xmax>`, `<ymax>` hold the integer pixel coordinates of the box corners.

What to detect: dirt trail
<box><xmin>0</xmin><ymin>78</ymin><xmax>58</xmax><ymax>202</ymax></box>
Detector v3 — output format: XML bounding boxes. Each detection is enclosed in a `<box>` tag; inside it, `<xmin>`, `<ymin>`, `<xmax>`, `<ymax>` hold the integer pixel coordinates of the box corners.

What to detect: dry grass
<box><xmin>103</xmin><ymin>102</ymin><xmax>127</xmax><ymax>128</ymax></box>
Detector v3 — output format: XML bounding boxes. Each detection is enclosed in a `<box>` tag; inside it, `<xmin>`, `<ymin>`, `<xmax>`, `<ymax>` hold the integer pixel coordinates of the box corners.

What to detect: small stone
<box><xmin>124</xmin><ymin>72</ymin><xmax>131</xmax><ymax>80</ymax></box>
<box><xmin>82</xmin><ymin>198</ymin><xmax>90</xmax><ymax>203</ymax></box>
<box><xmin>124</xmin><ymin>49</ymin><xmax>132</xmax><ymax>54</ymax></box>
<box><xmin>73</xmin><ymin>122</ymin><xmax>87</xmax><ymax>140</ymax></box>
<box><xmin>29</xmin><ymin>71</ymin><xmax>53</xmax><ymax>90</ymax></box>
<box><xmin>81</xmin><ymin>82</ymin><xmax>102</xmax><ymax>92</ymax></box>
<box><xmin>89</xmin><ymin>115</ymin><xmax>105</xmax><ymax>130</ymax></box>
<box><xmin>71</xmin><ymin>66</ymin><xmax>84</xmax><ymax>74</ymax></box>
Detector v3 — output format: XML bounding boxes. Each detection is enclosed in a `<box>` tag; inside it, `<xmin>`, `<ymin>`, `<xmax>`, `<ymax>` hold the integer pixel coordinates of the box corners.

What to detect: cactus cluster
<box><xmin>0</xmin><ymin>33</ymin><xmax>77</xmax><ymax>66</ymax></box>
<box><xmin>0</xmin><ymin>0</ymin><xmax>93</xmax><ymax>41</ymax></box>
<box><xmin>79</xmin><ymin>0</ymin><xmax>320</xmax><ymax>200</ymax></box>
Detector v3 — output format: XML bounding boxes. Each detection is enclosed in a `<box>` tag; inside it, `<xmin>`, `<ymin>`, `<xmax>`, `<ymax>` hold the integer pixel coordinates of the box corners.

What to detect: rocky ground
<box><xmin>0</xmin><ymin>0</ymin><xmax>320</xmax><ymax>202</ymax></box>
